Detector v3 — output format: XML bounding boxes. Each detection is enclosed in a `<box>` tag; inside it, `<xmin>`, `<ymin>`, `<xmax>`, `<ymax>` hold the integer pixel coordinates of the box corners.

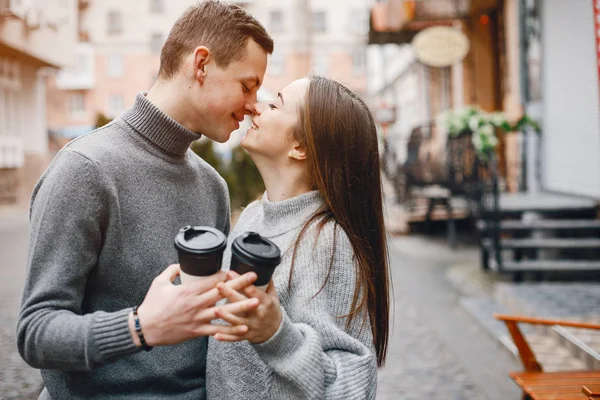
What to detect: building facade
<box><xmin>0</xmin><ymin>0</ymin><xmax>78</xmax><ymax>204</ymax></box>
<box><xmin>369</xmin><ymin>0</ymin><xmax>600</xmax><ymax>200</ymax></box>
<box><xmin>47</xmin><ymin>0</ymin><xmax>371</xmax><ymax>146</ymax></box>
<box><xmin>368</xmin><ymin>0</ymin><xmax>534</xmax><ymax>194</ymax></box>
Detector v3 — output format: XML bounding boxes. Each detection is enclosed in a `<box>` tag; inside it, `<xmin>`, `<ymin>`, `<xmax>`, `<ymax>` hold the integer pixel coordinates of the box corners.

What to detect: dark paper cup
<box><xmin>230</xmin><ymin>232</ymin><xmax>281</xmax><ymax>290</ymax></box>
<box><xmin>174</xmin><ymin>226</ymin><xmax>227</xmax><ymax>284</ymax></box>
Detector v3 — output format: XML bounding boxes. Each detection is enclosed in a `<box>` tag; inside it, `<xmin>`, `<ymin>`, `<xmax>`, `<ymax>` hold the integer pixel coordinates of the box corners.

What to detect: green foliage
<box><xmin>228</xmin><ymin>145</ymin><xmax>265</xmax><ymax>209</ymax></box>
<box><xmin>95</xmin><ymin>113</ymin><xmax>112</xmax><ymax>128</ymax></box>
<box><xmin>440</xmin><ymin>106</ymin><xmax>541</xmax><ymax>162</ymax></box>
<box><xmin>191</xmin><ymin>139</ymin><xmax>224</xmax><ymax>171</ymax></box>
<box><xmin>190</xmin><ymin>139</ymin><xmax>264</xmax><ymax>210</ymax></box>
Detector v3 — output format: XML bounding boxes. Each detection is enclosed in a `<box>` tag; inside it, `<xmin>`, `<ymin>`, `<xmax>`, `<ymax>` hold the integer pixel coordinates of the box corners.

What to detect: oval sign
<box><xmin>412</xmin><ymin>26</ymin><xmax>470</xmax><ymax>67</ymax></box>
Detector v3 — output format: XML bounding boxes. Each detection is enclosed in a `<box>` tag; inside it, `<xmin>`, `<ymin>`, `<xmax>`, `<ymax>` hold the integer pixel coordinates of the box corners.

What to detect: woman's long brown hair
<box><xmin>289</xmin><ymin>76</ymin><xmax>390</xmax><ymax>367</ymax></box>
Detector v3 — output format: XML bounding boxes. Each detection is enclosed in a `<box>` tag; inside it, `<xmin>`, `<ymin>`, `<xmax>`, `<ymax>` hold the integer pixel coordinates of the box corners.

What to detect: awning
<box><xmin>0</xmin><ymin>42</ymin><xmax>57</xmax><ymax>69</ymax></box>
<box><xmin>368</xmin><ymin>0</ymin><xmax>496</xmax><ymax>45</ymax></box>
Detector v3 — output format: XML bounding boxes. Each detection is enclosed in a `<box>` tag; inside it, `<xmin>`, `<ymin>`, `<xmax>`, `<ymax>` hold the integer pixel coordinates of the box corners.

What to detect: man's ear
<box><xmin>193</xmin><ymin>46</ymin><xmax>210</xmax><ymax>84</ymax></box>
<box><xmin>288</xmin><ymin>144</ymin><xmax>307</xmax><ymax>161</ymax></box>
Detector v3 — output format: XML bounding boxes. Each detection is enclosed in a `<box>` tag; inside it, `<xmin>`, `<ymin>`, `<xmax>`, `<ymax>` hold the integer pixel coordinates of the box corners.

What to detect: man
<box><xmin>17</xmin><ymin>2</ymin><xmax>273</xmax><ymax>399</ymax></box>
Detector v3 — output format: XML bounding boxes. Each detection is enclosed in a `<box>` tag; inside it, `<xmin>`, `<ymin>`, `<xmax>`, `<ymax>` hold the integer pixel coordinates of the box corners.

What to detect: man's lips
<box><xmin>232</xmin><ymin>114</ymin><xmax>245</xmax><ymax>128</ymax></box>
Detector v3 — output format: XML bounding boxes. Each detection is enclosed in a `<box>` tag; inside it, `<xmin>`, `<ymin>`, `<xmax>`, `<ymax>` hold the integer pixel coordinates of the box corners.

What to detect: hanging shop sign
<box><xmin>412</xmin><ymin>26</ymin><xmax>470</xmax><ymax>67</ymax></box>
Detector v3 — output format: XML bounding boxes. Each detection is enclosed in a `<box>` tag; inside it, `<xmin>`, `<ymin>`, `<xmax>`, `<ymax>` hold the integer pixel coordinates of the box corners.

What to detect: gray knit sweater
<box><xmin>17</xmin><ymin>92</ymin><xmax>230</xmax><ymax>399</ymax></box>
<box><xmin>206</xmin><ymin>191</ymin><xmax>377</xmax><ymax>399</ymax></box>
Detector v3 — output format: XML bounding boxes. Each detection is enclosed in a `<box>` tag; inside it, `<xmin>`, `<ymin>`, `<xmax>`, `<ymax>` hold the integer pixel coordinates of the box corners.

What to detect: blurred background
<box><xmin>2</xmin><ymin>1</ymin><xmax>600</xmax><ymax>399</ymax></box>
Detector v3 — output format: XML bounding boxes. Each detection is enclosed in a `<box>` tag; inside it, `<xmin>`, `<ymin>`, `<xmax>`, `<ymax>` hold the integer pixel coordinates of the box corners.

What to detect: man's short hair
<box><xmin>159</xmin><ymin>1</ymin><xmax>274</xmax><ymax>79</ymax></box>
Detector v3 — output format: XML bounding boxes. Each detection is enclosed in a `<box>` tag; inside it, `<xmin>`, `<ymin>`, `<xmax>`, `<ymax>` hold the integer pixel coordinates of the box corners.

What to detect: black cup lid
<box><xmin>231</xmin><ymin>232</ymin><xmax>281</xmax><ymax>268</ymax></box>
<box><xmin>174</xmin><ymin>226</ymin><xmax>227</xmax><ymax>255</ymax></box>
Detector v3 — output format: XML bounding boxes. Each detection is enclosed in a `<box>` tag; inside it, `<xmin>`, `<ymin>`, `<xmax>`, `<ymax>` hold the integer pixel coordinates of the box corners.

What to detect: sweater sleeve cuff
<box><xmin>252</xmin><ymin>308</ymin><xmax>304</xmax><ymax>365</ymax></box>
<box><xmin>91</xmin><ymin>308</ymin><xmax>140</xmax><ymax>363</ymax></box>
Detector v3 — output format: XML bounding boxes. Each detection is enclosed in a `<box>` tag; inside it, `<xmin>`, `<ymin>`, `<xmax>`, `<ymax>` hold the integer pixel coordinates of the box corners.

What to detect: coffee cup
<box><xmin>230</xmin><ymin>232</ymin><xmax>281</xmax><ymax>291</ymax></box>
<box><xmin>174</xmin><ymin>225</ymin><xmax>227</xmax><ymax>284</ymax></box>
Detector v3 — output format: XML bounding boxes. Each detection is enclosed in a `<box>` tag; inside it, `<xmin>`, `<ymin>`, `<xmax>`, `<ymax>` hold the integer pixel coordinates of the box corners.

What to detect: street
<box><xmin>0</xmin><ymin>211</ymin><xmax>521</xmax><ymax>400</ymax></box>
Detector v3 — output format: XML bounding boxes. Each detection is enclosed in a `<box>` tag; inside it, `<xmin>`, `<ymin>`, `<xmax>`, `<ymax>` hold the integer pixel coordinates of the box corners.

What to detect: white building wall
<box><xmin>541</xmin><ymin>0</ymin><xmax>600</xmax><ymax>198</ymax></box>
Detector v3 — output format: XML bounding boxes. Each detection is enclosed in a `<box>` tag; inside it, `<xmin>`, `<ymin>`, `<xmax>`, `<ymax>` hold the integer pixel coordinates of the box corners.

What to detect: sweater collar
<box><xmin>260</xmin><ymin>190</ymin><xmax>325</xmax><ymax>237</ymax></box>
<box><xmin>121</xmin><ymin>92</ymin><xmax>201</xmax><ymax>157</ymax></box>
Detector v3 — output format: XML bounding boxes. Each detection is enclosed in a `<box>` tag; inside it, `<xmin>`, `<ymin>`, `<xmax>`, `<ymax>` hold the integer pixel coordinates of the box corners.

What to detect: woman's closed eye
<box><xmin>242</xmin><ymin>84</ymin><xmax>250</xmax><ymax>93</ymax></box>
<box><xmin>268</xmin><ymin>103</ymin><xmax>277</xmax><ymax>110</ymax></box>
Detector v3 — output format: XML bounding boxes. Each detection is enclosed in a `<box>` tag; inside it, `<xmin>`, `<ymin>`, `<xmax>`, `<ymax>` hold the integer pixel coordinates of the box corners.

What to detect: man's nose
<box><xmin>243</xmin><ymin>91</ymin><xmax>259</xmax><ymax>115</ymax></box>
<box><xmin>250</xmin><ymin>101</ymin><xmax>268</xmax><ymax>116</ymax></box>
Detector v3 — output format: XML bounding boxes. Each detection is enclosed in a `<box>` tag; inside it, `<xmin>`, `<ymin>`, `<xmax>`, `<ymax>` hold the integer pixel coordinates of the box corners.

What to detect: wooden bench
<box><xmin>495</xmin><ymin>314</ymin><xmax>600</xmax><ymax>400</ymax></box>
<box><xmin>583</xmin><ymin>385</ymin><xmax>600</xmax><ymax>398</ymax></box>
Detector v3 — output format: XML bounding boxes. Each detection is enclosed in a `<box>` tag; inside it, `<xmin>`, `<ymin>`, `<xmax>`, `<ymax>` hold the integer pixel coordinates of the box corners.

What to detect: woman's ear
<box><xmin>193</xmin><ymin>46</ymin><xmax>210</xmax><ymax>84</ymax></box>
<box><xmin>288</xmin><ymin>144</ymin><xmax>307</xmax><ymax>161</ymax></box>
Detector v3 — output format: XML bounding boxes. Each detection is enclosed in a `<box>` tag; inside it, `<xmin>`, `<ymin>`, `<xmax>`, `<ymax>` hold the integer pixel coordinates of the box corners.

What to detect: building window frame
<box><xmin>0</xmin><ymin>58</ymin><xmax>22</xmax><ymax>153</ymax></box>
<box><xmin>312</xmin><ymin>11</ymin><xmax>327</xmax><ymax>34</ymax></box>
<box><xmin>150</xmin><ymin>32</ymin><xmax>164</xmax><ymax>54</ymax></box>
<box><xmin>150</xmin><ymin>0</ymin><xmax>164</xmax><ymax>14</ymax></box>
<box><xmin>348</xmin><ymin>8</ymin><xmax>368</xmax><ymax>35</ymax></box>
<box><xmin>108</xmin><ymin>93</ymin><xmax>124</xmax><ymax>118</ymax></box>
<box><xmin>107</xmin><ymin>53</ymin><xmax>124</xmax><ymax>78</ymax></box>
<box><xmin>519</xmin><ymin>0</ymin><xmax>542</xmax><ymax>103</ymax></box>
<box><xmin>268</xmin><ymin>51</ymin><xmax>285</xmax><ymax>76</ymax></box>
<box><xmin>70</xmin><ymin>92</ymin><xmax>86</xmax><ymax>117</ymax></box>
<box><xmin>269</xmin><ymin>10</ymin><xmax>284</xmax><ymax>34</ymax></box>
<box><xmin>312</xmin><ymin>52</ymin><xmax>328</xmax><ymax>75</ymax></box>
<box><xmin>352</xmin><ymin>48</ymin><xmax>366</xmax><ymax>74</ymax></box>
<box><xmin>107</xmin><ymin>10</ymin><xmax>122</xmax><ymax>35</ymax></box>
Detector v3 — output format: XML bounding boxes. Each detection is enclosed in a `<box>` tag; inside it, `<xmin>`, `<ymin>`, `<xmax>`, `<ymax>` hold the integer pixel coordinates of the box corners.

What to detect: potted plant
<box><xmin>440</xmin><ymin>106</ymin><xmax>540</xmax><ymax>162</ymax></box>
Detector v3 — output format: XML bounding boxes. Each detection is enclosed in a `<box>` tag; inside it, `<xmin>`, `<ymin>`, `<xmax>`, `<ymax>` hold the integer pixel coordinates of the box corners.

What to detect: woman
<box><xmin>206</xmin><ymin>76</ymin><xmax>390</xmax><ymax>399</ymax></box>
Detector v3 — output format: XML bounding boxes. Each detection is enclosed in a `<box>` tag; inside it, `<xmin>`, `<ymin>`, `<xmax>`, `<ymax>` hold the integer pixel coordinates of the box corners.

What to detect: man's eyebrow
<box><xmin>278</xmin><ymin>92</ymin><xmax>284</xmax><ymax>105</ymax></box>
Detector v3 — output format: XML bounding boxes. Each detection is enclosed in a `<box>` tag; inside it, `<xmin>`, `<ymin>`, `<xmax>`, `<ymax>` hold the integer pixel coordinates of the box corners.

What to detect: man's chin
<box><xmin>203</xmin><ymin>131</ymin><xmax>231</xmax><ymax>143</ymax></box>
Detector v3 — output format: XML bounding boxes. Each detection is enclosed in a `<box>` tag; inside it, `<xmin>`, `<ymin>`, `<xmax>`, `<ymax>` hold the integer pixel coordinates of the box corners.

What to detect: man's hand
<box><xmin>212</xmin><ymin>271</ymin><xmax>283</xmax><ymax>344</ymax></box>
<box><xmin>129</xmin><ymin>265</ymin><xmax>260</xmax><ymax>347</ymax></box>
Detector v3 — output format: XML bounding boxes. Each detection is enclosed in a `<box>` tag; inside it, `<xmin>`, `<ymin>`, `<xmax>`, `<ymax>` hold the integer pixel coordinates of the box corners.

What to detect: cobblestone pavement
<box><xmin>377</xmin><ymin>291</ymin><xmax>486</xmax><ymax>399</ymax></box>
<box><xmin>1</xmin><ymin>211</ymin><xmax>44</xmax><ymax>400</ymax></box>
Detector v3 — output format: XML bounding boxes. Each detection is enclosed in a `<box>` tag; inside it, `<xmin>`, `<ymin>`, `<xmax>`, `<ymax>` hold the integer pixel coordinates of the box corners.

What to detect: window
<box><xmin>312</xmin><ymin>11</ymin><xmax>327</xmax><ymax>33</ymax></box>
<box><xmin>107</xmin><ymin>54</ymin><xmax>123</xmax><ymax>78</ymax></box>
<box><xmin>150</xmin><ymin>0</ymin><xmax>164</xmax><ymax>13</ymax></box>
<box><xmin>348</xmin><ymin>8</ymin><xmax>368</xmax><ymax>35</ymax></box>
<box><xmin>108</xmin><ymin>94</ymin><xmax>124</xmax><ymax>117</ymax></box>
<box><xmin>107</xmin><ymin>11</ymin><xmax>122</xmax><ymax>35</ymax></box>
<box><xmin>269</xmin><ymin>10</ymin><xmax>284</xmax><ymax>33</ymax></box>
<box><xmin>0</xmin><ymin>59</ymin><xmax>22</xmax><ymax>145</ymax></box>
<box><xmin>150</xmin><ymin>32</ymin><xmax>164</xmax><ymax>54</ymax></box>
<box><xmin>268</xmin><ymin>51</ymin><xmax>284</xmax><ymax>76</ymax></box>
<box><xmin>70</xmin><ymin>93</ymin><xmax>85</xmax><ymax>116</ymax></box>
<box><xmin>312</xmin><ymin>53</ymin><xmax>328</xmax><ymax>75</ymax></box>
<box><xmin>521</xmin><ymin>0</ymin><xmax>542</xmax><ymax>102</ymax></box>
<box><xmin>352</xmin><ymin>49</ymin><xmax>366</xmax><ymax>74</ymax></box>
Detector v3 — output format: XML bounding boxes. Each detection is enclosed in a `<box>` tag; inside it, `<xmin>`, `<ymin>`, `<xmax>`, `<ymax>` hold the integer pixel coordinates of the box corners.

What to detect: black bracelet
<box><xmin>132</xmin><ymin>306</ymin><xmax>152</xmax><ymax>352</ymax></box>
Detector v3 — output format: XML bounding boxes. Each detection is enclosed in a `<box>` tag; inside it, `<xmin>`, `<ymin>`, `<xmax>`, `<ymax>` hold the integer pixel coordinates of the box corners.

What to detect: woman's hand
<box><xmin>132</xmin><ymin>265</ymin><xmax>260</xmax><ymax>347</ymax></box>
<box><xmin>213</xmin><ymin>271</ymin><xmax>282</xmax><ymax>344</ymax></box>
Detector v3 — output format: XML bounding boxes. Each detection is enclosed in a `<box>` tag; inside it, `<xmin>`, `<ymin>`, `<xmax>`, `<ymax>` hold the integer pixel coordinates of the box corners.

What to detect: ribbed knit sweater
<box><xmin>206</xmin><ymin>191</ymin><xmax>377</xmax><ymax>399</ymax></box>
<box><xmin>17</xmin><ymin>92</ymin><xmax>230</xmax><ymax>400</ymax></box>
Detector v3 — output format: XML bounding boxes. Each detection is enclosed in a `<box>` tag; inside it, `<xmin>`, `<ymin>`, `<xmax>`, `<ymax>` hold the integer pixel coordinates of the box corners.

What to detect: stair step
<box><xmin>482</xmin><ymin>238</ymin><xmax>600</xmax><ymax>249</ymax></box>
<box><xmin>479</xmin><ymin>219</ymin><xmax>600</xmax><ymax>231</ymax></box>
<box><xmin>490</xmin><ymin>259</ymin><xmax>600</xmax><ymax>272</ymax></box>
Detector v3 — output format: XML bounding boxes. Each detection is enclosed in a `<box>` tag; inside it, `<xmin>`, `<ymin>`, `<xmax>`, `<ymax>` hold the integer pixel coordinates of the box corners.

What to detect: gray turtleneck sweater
<box><xmin>17</xmin><ymin>92</ymin><xmax>230</xmax><ymax>400</ymax></box>
<box><xmin>206</xmin><ymin>191</ymin><xmax>377</xmax><ymax>400</ymax></box>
